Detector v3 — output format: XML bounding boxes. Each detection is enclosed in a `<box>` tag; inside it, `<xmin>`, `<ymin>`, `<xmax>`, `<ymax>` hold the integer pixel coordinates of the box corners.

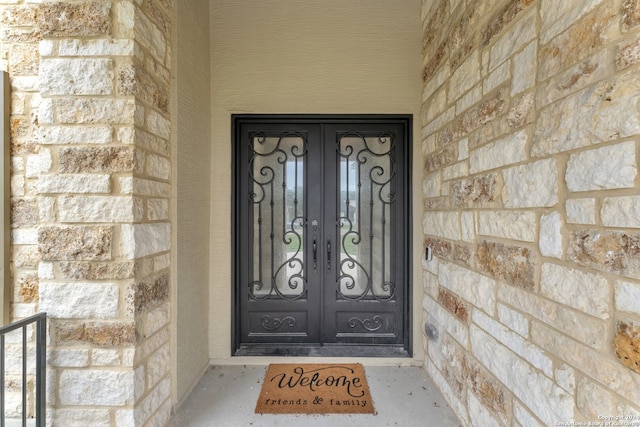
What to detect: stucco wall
<box><xmin>174</xmin><ymin>0</ymin><xmax>212</xmax><ymax>405</ymax></box>
<box><xmin>209</xmin><ymin>0</ymin><xmax>423</xmax><ymax>361</ymax></box>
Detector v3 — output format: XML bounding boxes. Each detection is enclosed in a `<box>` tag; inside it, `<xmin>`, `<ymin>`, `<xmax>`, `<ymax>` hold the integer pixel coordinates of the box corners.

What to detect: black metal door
<box><xmin>233</xmin><ymin>115</ymin><xmax>411</xmax><ymax>357</ymax></box>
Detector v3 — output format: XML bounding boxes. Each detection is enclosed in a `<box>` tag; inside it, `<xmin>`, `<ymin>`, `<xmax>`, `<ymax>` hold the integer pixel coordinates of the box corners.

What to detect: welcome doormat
<box><xmin>255</xmin><ymin>363</ymin><xmax>375</xmax><ymax>414</ymax></box>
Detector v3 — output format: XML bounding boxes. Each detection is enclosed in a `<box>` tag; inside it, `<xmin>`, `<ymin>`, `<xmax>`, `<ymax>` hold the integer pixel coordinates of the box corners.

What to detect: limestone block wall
<box><xmin>421</xmin><ymin>0</ymin><xmax>640</xmax><ymax>425</ymax></box>
<box><xmin>1</xmin><ymin>1</ymin><xmax>173</xmax><ymax>425</ymax></box>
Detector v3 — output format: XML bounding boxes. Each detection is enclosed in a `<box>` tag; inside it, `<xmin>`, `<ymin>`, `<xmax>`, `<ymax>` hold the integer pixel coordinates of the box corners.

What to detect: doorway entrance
<box><xmin>233</xmin><ymin>115</ymin><xmax>411</xmax><ymax>356</ymax></box>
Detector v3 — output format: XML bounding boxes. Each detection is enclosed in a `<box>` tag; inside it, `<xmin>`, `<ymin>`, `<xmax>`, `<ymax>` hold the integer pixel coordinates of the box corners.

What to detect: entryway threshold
<box><xmin>169</xmin><ymin>365</ymin><xmax>461</xmax><ymax>426</ymax></box>
<box><xmin>233</xmin><ymin>344</ymin><xmax>410</xmax><ymax>358</ymax></box>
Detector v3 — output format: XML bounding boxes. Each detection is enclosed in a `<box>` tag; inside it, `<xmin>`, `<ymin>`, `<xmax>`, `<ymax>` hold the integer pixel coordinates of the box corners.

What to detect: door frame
<box><xmin>231</xmin><ymin>114</ymin><xmax>412</xmax><ymax>357</ymax></box>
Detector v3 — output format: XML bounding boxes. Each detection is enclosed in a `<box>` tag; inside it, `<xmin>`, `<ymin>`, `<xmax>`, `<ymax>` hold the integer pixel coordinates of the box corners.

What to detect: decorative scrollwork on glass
<box><xmin>347</xmin><ymin>315</ymin><xmax>384</xmax><ymax>332</ymax></box>
<box><xmin>260</xmin><ymin>315</ymin><xmax>296</xmax><ymax>331</ymax></box>
<box><xmin>248</xmin><ymin>132</ymin><xmax>307</xmax><ymax>301</ymax></box>
<box><xmin>336</xmin><ymin>132</ymin><xmax>396</xmax><ymax>301</ymax></box>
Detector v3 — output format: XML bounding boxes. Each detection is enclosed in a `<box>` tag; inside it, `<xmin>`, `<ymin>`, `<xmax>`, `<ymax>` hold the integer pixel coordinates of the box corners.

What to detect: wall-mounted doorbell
<box><xmin>425</xmin><ymin>246</ymin><xmax>432</xmax><ymax>261</ymax></box>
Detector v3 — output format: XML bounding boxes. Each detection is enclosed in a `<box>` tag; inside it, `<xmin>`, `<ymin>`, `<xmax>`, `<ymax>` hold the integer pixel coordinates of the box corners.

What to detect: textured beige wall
<box><xmin>210</xmin><ymin>0</ymin><xmax>423</xmax><ymax>361</ymax></box>
<box><xmin>174</xmin><ymin>0</ymin><xmax>212</xmax><ymax>403</ymax></box>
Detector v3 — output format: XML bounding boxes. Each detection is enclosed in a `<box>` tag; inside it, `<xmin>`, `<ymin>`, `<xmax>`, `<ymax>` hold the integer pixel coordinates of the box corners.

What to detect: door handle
<box><xmin>313</xmin><ymin>239</ymin><xmax>317</xmax><ymax>270</ymax></box>
<box><xmin>327</xmin><ymin>239</ymin><xmax>331</xmax><ymax>270</ymax></box>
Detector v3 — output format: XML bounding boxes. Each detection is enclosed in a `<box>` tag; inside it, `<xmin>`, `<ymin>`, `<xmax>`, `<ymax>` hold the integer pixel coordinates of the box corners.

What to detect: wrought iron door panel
<box><xmin>237</xmin><ymin>123</ymin><xmax>322</xmax><ymax>344</ymax></box>
<box><xmin>335</xmin><ymin>133</ymin><xmax>395</xmax><ymax>301</ymax></box>
<box><xmin>234</xmin><ymin>116</ymin><xmax>410</xmax><ymax>355</ymax></box>
<box><xmin>322</xmin><ymin>123</ymin><xmax>407</xmax><ymax>346</ymax></box>
<box><xmin>248</xmin><ymin>312</ymin><xmax>308</xmax><ymax>336</ymax></box>
<box><xmin>335</xmin><ymin>311</ymin><xmax>396</xmax><ymax>338</ymax></box>
<box><xmin>248</xmin><ymin>133</ymin><xmax>307</xmax><ymax>300</ymax></box>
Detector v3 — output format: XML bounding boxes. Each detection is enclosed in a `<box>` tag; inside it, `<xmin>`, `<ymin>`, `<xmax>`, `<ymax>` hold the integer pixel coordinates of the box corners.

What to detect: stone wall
<box><xmin>421</xmin><ymin>0</ymin><xmax>640</xmax><ymax>425</ymax></box>
<box><xmin>2</xmin><ymin>1</ymin><xmax>173</xmax><ymax>425</ymax></box>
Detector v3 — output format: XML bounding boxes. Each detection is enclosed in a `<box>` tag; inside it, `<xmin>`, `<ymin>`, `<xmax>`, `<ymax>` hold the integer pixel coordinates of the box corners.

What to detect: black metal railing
<box><xmin>0</xmin><ymin>313</ymin><xmax>46</xmax><ymax>427</ymax></box>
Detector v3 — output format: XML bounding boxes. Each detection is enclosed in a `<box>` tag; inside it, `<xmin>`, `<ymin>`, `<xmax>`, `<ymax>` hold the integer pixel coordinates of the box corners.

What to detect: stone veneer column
<box><xmin>420</xmin><ymin>0</ymin><xmax>640</xmax><ymax>425</ymax></box>
<box><xmin>2</xmin><ymin>1</ymin><xmax>172</xmax><ymax>425</ymax></box>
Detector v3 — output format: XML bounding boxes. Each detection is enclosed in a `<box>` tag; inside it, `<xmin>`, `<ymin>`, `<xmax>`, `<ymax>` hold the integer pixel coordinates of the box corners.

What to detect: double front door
<box><xmin>233</xmin><ymin>115</ymin><xmax>411</xmax><ymax>356</ymax></box>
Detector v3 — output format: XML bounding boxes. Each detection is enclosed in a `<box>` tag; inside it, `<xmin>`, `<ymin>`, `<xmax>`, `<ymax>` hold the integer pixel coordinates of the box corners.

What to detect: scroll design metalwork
<box><xmin>248</xmin><ymin>132</ymin><xmax>307</xmax><ymax>300</ymax></box>
<box><xmin>260</xmin><ymin>315</ymin><xmax>296</xmax><ymax>331</ymax></box>
<box><xmin>336</xmin><ymin>132</ymin><xmax>396</xmax><ymax>301</ymax></box>
<box><xmin>347</xmin><ymin>315</ymin><xmax>384</xmax><ymax>332</ymax></box>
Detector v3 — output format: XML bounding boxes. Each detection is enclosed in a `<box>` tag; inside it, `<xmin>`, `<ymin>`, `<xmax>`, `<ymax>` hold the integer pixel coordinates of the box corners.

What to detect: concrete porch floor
<box><xmin>169</xmin><ymin>365</ymin><xmax>461</xmax><ymax>426</ymax></box>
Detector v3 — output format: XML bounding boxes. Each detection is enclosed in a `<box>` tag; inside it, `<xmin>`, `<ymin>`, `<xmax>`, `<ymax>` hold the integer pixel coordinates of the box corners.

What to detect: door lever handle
<box><xmin>327</xmin><ymin>239</ymin><xmax>331</xmax><ymax>270</ymax></box>
<box><xmin>312</xmin><ymin>239</ymin><xmax>317</xmax><ymax>270</ymax></box>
